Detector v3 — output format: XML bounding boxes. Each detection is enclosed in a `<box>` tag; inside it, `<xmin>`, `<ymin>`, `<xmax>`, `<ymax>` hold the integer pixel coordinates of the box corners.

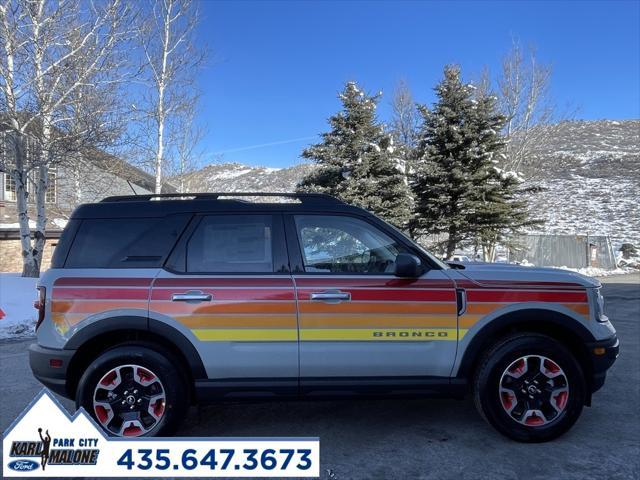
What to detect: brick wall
<box><xmin>0</xmin><ymin>236</ymin><xmax>59</xmax><ymax>273</ymax></box>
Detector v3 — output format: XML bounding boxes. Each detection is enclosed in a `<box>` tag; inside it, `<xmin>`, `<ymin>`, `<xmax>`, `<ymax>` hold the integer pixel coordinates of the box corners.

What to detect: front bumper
<box><xmin>586</xmin><ymin>334</ymin><xmax>619</xmax><ymax>394</ymax></box>
<box><xmin>29</xmin><ymin>343</ymin><xmax>76</xmax><ymax>399</ymax></box>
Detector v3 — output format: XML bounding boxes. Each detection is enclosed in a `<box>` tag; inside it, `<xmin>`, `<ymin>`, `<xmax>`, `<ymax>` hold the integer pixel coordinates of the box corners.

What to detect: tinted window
<box><xmin>187</xmin><ymin>215</ymin><xmax>274</xmax><ymax>273</ymax></box>
<box><xmin>65</xmin><ymin>215</ymin><xmax>189</xmax><ymax>268</ymax></box>
<box><xmin>294</xmin><ymin>215</ymin><xmax>406</xmax><ymax>274</ymax></box>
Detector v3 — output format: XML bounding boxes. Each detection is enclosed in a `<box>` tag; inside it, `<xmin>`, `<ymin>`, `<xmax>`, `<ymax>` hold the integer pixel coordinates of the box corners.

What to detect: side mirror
<box><xmin>394</xmin><ymin>253</ymin><xmax>423</xmax><ymax>277</ymax></box>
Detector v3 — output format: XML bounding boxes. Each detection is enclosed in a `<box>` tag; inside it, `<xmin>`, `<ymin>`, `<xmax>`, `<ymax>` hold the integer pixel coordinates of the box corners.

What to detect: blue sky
<box><xmin>196</xmin><ymin>0</ymin><xmax>640</xmax><ymax>168</ymax></box>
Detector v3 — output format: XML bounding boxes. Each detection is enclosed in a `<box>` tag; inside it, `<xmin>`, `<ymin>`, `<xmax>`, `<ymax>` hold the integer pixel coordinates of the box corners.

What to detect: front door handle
<box><xmin>309</xmin><ymin>290</ymin><xmax>351</xmax><ymax>303</ymax></box>
<box><xmin>171</xmin><ymin>291</ymin><xmax>213</xmax><ymax>302</ymax></box>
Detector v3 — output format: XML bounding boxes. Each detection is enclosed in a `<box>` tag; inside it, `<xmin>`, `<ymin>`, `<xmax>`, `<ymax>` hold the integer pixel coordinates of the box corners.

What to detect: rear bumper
<box><xmin>586</xmin><ymin>334</ymin><xmax>619</xmax><ymax>393</ymax></box>
<box><xmin>28</xmin><ymin>343</ymin><xmax>75</xmax><ymax>399</ymax></box>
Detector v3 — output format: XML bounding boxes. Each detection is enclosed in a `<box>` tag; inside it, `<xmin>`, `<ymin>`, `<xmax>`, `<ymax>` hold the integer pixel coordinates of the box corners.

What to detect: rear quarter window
<box><xmin>64</xmin><ymin>214</ymin><xmax>190</xmax><ymax>268</ymax></box>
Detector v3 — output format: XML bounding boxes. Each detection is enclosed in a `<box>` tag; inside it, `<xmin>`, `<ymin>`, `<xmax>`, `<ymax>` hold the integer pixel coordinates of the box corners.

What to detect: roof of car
<box><xmin>71</xmin><ymin>192</ymin><xmax>370</xmax><ymax>219</ymax></box>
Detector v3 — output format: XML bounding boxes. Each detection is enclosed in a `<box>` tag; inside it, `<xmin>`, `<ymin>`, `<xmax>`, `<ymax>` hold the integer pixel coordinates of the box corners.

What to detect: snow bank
<box><xmin>0</xmin><ymin>273</ymin><xmax>38</xmax><ymax>338</ymax></box>
<box><xmin>552</xmin><ymin>266</ymin><xmax>637</xmax><ymax>277</ymax></box>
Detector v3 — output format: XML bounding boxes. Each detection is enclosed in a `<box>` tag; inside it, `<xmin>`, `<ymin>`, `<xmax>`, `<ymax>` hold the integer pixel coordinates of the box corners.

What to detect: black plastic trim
<box><xmin>456</xmin><ymin>309</ymin><xmax>598</xmax><ymax>379</ymax></box>
<box><xmin>29</xmin><ymin>343</ymin><xmax>75</xmax><ymax>397</ymax></box>
<box><xmin>63</xmin><ymin>315</ymin><xmax>206</xmax><ymax>380</ymax></box>
<box><xmin>585</xmin><ymin>335</ymin><xmax>619</xmax><ymax>393</ymax></box>
<box><xmin>194</xmin><ymin>376</ymin><xmax>466</xmax><ymax>403</ymax></box>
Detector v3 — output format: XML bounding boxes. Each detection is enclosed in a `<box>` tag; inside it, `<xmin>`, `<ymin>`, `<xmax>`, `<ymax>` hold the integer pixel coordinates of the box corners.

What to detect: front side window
<box><xmin>187</xmin><ymin>215</ymin><xmax>274</xmax><ymax>273</ymax></box>
<box><xmin>294</xmin><ymin>215</ymin><xmax>406</xmax><ymax>274</ymax></box>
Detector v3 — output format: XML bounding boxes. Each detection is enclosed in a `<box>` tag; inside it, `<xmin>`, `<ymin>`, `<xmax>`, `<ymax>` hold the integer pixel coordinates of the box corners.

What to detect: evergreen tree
<box><xmin>298</xmin><ymin>82</ymin><xmax>412</xmax><ymax>228</ymax></box>
<box><xmin>411</xmin><ymin>65</ymin><xmax>539</xmax><ymax>259</ymax></box>
<box><xmin>469</xmin><ymin>91</ymin><xmax>541</xmax><ymax>261</ymax></box>
<box><xmin>411</xmin><ymin>66</ymin><xmax>478</xmax><ymax>257</ymax></box>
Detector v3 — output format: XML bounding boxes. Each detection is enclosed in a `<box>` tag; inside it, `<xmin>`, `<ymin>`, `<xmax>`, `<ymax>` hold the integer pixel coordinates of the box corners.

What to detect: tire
<box><xmin>473</xmin><ymin>333</ymin><xmax>586</xmax><ymax>442</ymax></box>
<box><xmin>76</xmin><ymin>343</ymin><xmax>189</xmax><ymax>437</ymax></box>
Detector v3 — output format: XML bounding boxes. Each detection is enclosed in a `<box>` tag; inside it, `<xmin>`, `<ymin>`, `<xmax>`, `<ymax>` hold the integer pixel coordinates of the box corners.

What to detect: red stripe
<box><xmin>466</xmin><ymin>290</ymin><xmax>588</xmax><ymax>303</ymax></box>
<box><xmin>54</xmin><ymin>277</ymin><xmax>153</xmax><ymax>287</ymax></box>
<box><xmin>154</xmin><ymin>278</ymin><xmax>294</xmax><ymax>288</ymax></box>
<box><xmin>52</xmin><ymin>288</ymin><xmax>150</xmax><ymax>300</ymax></box>
<box><xmin>294</xmin><ymin>278</ymin><xmax>454</xmax><ymax>289</ymax></box>
<box><xmin>455</xmin><ymin>279</ymin><xmax>586</xmax><ymax>290</ymax></box>
<box><xmin>297</xmin><ymin>288</ymin><xmax>456</xmax><ymax>302</ymax></box>
<box><xmin>150</xmin><ymin>289</ymin><xmax>295</xmax><ymax>301</ymax></box>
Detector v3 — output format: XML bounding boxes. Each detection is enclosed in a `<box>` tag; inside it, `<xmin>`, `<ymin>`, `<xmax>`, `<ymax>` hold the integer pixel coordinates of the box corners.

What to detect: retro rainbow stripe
<box><xmin>50</xmin><ymin>277</ymin><xmax>590</xmax><ymax>341</ymax></box>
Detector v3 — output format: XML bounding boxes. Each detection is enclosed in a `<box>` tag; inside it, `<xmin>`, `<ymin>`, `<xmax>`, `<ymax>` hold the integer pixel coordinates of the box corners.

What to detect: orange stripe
<box><xmin>300</xmin><ymin>314</ymin><xmax>457</xmax><ymax>328</ymax></box>
<box><xmin>176</xmin><ymin>315</ymin><xmax>297</xmax><ymax>328</ymax></box>
<box><xmin>459</xmin><ymin>315</ymin><xmax>482</xmax><ymax>328</ymax></box>
<box><xmin>51</xmin><ymin>300</ymin><xmax>148</xmax><ymax>313</ymax></box>
<box><xmin>51</xmin><ymin>312</ymin><xmax>87</xmax><ymax>328</ymax></box>
<box><xmin>151</xmin><ymin>302</ymin><xmax>296</xmax><ymax>315</ymax></box>
<box><xmin>298</xmin><ymin>302</ymin><xmax>457</xmax><ymax>315</ymax></box>
<box><xmin>466</xmin><ymin>302</ymin><xmax>590</xmax><ymax>315</ymax></box>
<box><xmin>465</xmin><ymin>303</ymin><xmax>504</xmax><ymax>315</ymax></box>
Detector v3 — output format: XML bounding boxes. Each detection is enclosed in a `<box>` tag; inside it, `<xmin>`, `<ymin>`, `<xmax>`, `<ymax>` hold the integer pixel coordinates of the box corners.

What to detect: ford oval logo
<box><xmin>8</xmin><ymin>459</ymin><xmax>39</xmax><ymax>471</ymax></box>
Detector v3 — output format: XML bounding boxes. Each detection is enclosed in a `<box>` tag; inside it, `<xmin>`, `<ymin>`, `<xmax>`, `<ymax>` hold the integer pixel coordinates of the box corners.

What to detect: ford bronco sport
<box><xmin>29</xmin><ymin>193</ymin><xmax>619</xmax><ymax>442</ymax></box>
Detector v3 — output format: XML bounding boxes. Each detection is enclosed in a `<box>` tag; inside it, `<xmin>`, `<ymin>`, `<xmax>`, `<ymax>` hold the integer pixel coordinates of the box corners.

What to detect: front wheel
<box><xmin>473</xmin><ymin>333</ymin><xmax>586</xmax><ymax>442</ymax></box>
<box><xmin>76</xmin><ymin>344</ymin><xmax>189</xmax><ymax>437</ymax></box>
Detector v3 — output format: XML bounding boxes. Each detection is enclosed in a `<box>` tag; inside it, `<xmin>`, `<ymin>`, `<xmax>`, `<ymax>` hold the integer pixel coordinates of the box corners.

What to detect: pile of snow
<box><xmin>0</xmin><ymin>273</ymin><xmax>38</xmax><ymax>338</ymax></box>
<box><xmin>0</xmin><ymin>220</ymin><xmax>36</xmax><ymax>229</ymax></box>
<box><xmin>52</xmin><ymin>218</ymin><xmax>68</xmax><ymax>229</ymax></box>
<box><xmin>552</xmin><ymin>266</ymin><xmax>637</xmax><ymax>277</ymax></box>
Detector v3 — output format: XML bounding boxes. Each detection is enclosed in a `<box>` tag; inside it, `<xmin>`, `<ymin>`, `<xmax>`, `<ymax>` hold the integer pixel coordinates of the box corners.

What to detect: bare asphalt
<box><xmin>1</xmin><ymin>274</ymin><xmax>638</xmax><ymax>479</ymax></box>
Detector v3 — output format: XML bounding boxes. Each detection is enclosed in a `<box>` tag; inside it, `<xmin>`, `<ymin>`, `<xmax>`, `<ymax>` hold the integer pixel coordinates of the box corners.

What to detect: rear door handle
<box><xmin>171</xmin><ymin>291</ymin><xmax>213</xmax><ymax>302</ymax></box>
<box><xmin>310</xmin><ymin>290</ymin><xmax>351</xmax><ymax>303</ymax></box>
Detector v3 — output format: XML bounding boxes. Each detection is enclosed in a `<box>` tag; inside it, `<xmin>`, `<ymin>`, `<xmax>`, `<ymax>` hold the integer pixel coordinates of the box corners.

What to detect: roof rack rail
<box><xmin>100</xmin><ymin>192</ymin><xmax>344</xmax><ymax>204</ymax></box>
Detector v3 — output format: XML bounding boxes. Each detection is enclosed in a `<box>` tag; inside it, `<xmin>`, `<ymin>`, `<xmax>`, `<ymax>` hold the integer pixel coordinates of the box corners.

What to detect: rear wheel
<box><xmin>76</xmin><ymin>344</ymin><xmax>189</xmax><ymax>437</ymax></box>
<box><xmin>473</xmin><ymin>333</ymin><xmax>586</xmax><ymax>442</ymax></box>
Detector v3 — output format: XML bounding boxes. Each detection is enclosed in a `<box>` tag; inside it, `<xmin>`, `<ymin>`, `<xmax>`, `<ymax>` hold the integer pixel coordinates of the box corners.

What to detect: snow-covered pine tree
<box><xmin>469</xmin><ymin>90</ymin><xmax>542</xmax><ymax>261</ymax></box>
<box><xmin>411</xmin><ymin>65</ymin><xmax>479</xmax><ymax>257</ymax></box>
<box><xmin>298</xmin><ymin>82</ymin><xmax>412</xmax><ymax>228</ymax></box>
<box><xmin>412</xmin><ymin>65</ymin><xmax>540</xmax><ymax>260</ymax></box>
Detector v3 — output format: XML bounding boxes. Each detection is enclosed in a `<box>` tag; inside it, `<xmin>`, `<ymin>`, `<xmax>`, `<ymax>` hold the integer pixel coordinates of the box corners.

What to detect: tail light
<box><xmin>34</xmin><ymin>286</ymin><xmax>46</xmax><ymax>330</ymax></box>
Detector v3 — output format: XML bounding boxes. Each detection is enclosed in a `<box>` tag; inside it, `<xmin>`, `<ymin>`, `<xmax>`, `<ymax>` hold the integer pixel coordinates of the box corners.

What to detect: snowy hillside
<box><xmin>523</xmin><ymin>120</ymin><xmax>639</xmax><ymax>249</ymax></box>
<box><xmin>177</xmin><ymin>120</ymin><xmax>639</xmax><ymax>248</ymax></box>
<box><xmin>176</xmin><ymin>162</ymin><xmax>317</xmax><ymax>193</ymax></box>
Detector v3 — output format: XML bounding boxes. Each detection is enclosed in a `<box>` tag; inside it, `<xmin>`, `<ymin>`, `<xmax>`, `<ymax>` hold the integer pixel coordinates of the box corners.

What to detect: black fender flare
<box><xmin>64</xmin><ymin>315</ymin><xmax>206</xmax><ymax>379</ymax></box>
<box><xmin>456</xmin><ymin>308</ymin><xmax>596</xmax><ymax>379</ymax></box>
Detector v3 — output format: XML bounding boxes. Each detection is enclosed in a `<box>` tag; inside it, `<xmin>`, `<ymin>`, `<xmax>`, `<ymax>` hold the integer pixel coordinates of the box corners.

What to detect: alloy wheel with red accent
<box><xmin>93</xmin><ymin>364</ymin><xmax>167</xmax><ymax>436</ymax></box>
<box><xmin>499</xmin><ymin>355</ymin><xmax>570</xmax><ymax>427</ymax></box>
<box><xmin>473</xmin><ymin>333</ymin><xmax>586</xmax><ymax>442</ymax></box>
<box><xmin>76</xmin><ymin>344</ymin><xmax>189</xmax><ymax>437</ymax></box>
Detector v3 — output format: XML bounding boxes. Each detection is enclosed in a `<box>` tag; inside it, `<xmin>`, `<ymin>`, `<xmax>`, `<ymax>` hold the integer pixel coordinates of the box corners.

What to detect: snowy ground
<box><xmin>0</xmin><ymin>273</ymin><xmax>37</xmax><ymax>338</ymax></box>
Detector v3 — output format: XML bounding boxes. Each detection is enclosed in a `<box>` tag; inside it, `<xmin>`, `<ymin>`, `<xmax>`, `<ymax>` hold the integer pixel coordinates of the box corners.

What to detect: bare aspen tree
<box><xmin>497</xmin><ymin>41</ymin><xmax>562</xmax><ymax>174</ymax></box>
<box><xmin>135</xmin><ymin>0</ymin><xmax>204</xmax><ymax>194</ymax></box>
<box><xmin>389</xmin><ymin>79</ymin><xmax>419</xmax><ymax>176</ymax></box>
<box><xmin>0</xmin><ymin>0</ymin><xmax>132</xmax><ymax>276</ymax></box>
<box><xmin>172</xmin><ymin>104</ymin><xmax>205</xmax><ymax>193</ymax></box>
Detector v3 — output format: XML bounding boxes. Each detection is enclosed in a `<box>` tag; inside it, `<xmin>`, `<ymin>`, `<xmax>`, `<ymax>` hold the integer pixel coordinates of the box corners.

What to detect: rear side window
<box><xmin>65</xmin><ymin>215</ymin><xmax>190</xmax><ymax>268</ymax></box>
<box><xmin>186</xmin><ymin>215</ymin><xmax>274</xmax><ymax>273</ymax></box>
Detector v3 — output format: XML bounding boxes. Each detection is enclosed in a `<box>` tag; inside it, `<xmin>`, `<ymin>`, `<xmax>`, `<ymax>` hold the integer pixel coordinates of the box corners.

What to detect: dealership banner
<box><xmin>2</xmin><ymin>390</ymin><xmax>319</xmax><ymax>477</ymax></box>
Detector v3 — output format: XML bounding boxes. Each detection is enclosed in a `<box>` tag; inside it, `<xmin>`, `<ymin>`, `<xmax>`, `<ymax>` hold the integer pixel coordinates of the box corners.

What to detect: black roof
<box><xmin>72</xmin><ymin>192</ymin><xmax>369</xmax><ymax>219</ymax></box>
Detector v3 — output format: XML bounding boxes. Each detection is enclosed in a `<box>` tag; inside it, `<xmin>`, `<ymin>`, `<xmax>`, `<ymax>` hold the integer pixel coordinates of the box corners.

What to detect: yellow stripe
<box><xmin>193</xmin><ymin>328</ymin><xmax>297</xmax><ymax>342</ymax></box>
<box><xmin>193</xmin><ymin>328</ymin><xmax>468</xmax><ymax>342</ymax></box>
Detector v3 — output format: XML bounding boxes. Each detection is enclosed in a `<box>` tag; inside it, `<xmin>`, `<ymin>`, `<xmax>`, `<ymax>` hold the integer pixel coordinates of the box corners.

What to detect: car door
<box><xmin>287</xmin><ymin>214</ymin><xmax>459</xmax><ymax>391</ymax></box>
<box><xmin>150</xmin><ymin>213</ymin><xmax>298</xmax><ymax>393</ymax></box>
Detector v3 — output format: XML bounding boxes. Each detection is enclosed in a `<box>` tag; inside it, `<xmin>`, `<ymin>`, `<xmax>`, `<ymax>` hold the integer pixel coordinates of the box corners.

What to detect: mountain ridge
<box><xmin>177</xmin><ymin>119</ymin><xmax>640</xmax><ymax>248</ymax></box>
